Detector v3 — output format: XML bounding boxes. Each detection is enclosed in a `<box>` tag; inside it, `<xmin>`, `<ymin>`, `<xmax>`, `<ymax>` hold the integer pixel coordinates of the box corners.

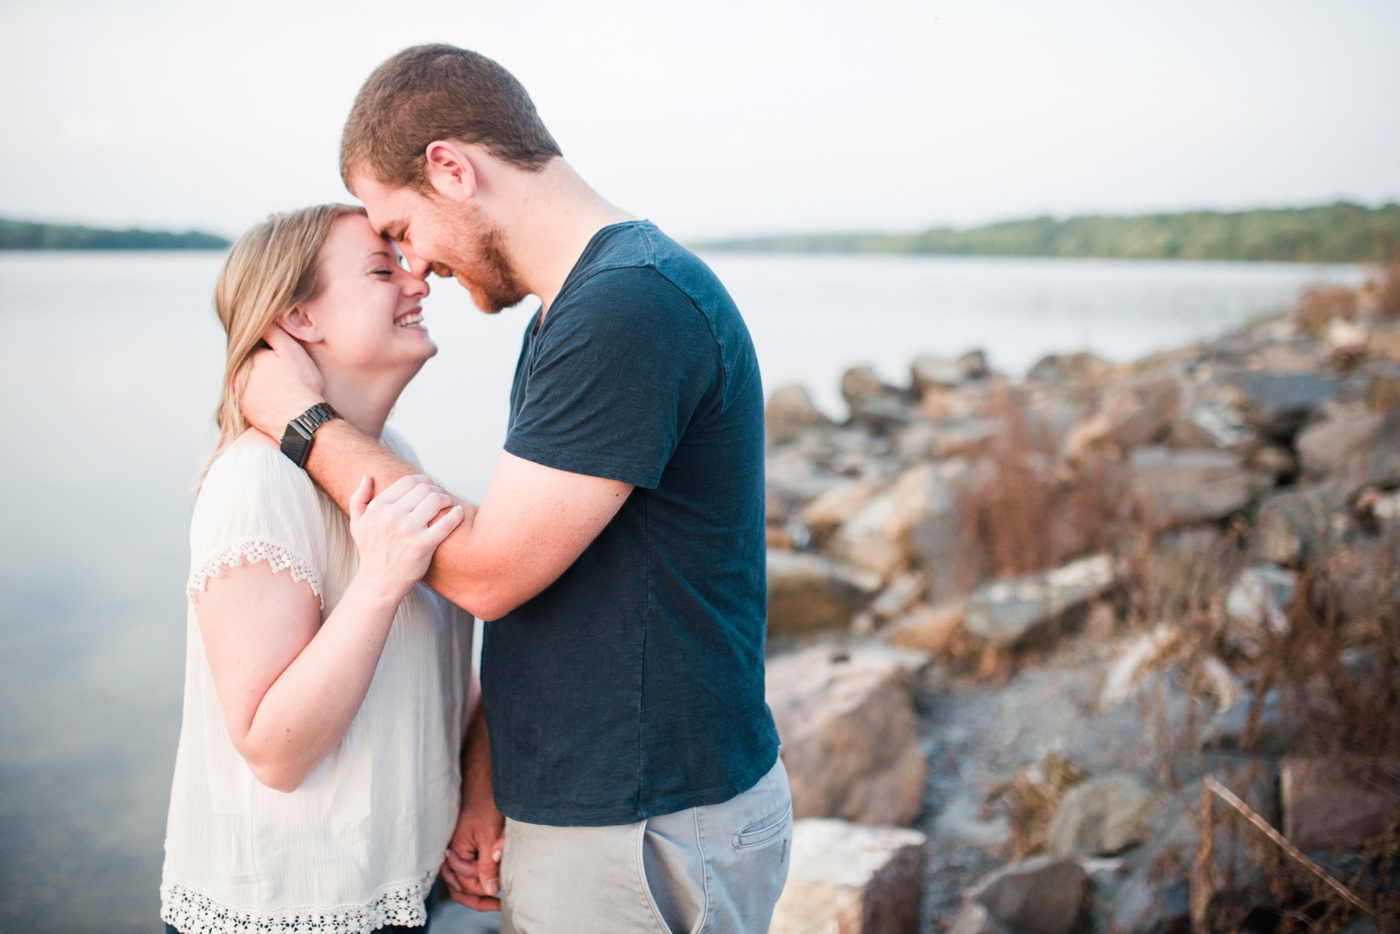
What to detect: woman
<box><xmin>160</xmin><ymin>204</ymin><xmax>472</xmax><ymax>934</ymax></box>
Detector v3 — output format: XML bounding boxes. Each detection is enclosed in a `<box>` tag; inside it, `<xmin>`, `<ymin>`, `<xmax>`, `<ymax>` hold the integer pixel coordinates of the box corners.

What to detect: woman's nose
<box><xmin>402</xmin><ymin>268</ymin><xmax>430</xmax><ymax>298</ymax></box>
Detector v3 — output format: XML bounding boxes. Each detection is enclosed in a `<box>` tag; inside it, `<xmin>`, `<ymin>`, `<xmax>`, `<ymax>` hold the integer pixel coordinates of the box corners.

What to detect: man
<box><xmin>240</xmin><ymin>44</ymin><xmax>790</xmax><ymax>933</ymax></box>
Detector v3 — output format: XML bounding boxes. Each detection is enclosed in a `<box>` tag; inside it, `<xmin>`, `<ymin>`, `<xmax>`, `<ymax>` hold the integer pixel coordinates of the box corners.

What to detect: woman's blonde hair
<box><xmin>203</xmin><ymin>204</ymin><xmax>366</xmax><ymax>479</ymax></box>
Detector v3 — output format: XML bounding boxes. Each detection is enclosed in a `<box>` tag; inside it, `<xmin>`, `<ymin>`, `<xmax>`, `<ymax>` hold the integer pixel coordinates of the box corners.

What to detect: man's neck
<box><xmin>491</xmin><ymin>159</ymin><xmax>635</xmax><ymax>316</ymax></box>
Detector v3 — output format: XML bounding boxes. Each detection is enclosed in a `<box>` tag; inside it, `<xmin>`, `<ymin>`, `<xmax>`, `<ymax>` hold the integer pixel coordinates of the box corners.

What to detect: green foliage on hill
<box><xmin>0</xmin><ymin>218</ymin><xmax>229</xmax><ymax>250</ymax></box>
<box><xmin>697</xmin><ymin>202</ymin><xmax>1400</xmax><ymax>263</ymax></box>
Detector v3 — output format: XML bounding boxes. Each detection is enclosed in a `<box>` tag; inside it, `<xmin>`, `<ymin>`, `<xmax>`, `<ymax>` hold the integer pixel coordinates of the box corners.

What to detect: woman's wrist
<box><xmin>344</xmin><ymin>572</ymin><xmax>412</xmax><ymax>614</ymax></box>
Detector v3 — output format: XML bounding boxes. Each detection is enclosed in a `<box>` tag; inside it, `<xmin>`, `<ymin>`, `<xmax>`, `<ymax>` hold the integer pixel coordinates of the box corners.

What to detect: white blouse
<box><xmin>161</xmin><ymin>430</ymin><xmax>473</xmax><ymax>934</ymax></box>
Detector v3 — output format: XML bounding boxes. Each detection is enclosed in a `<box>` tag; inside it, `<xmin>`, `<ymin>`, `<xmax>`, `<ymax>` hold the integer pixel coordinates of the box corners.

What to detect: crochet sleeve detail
<box><xmin>187</xmin><ymin>537</ymin><xmax>324</xmax><ymax>608</ymax></box>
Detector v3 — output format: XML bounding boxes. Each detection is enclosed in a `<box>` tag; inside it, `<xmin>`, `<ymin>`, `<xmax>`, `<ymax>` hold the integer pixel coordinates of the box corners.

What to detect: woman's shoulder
<box><xmin>198</xmin><ymin>430</ymin><xmax>321</xmax><ymax>512</ymax></box>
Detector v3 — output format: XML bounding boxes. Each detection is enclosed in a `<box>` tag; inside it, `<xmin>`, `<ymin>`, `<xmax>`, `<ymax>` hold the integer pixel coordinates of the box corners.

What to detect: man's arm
<box><xmin>243</xmin><ymin>328</ymin><xmax>631</xmax><ymax>620</ymax></box>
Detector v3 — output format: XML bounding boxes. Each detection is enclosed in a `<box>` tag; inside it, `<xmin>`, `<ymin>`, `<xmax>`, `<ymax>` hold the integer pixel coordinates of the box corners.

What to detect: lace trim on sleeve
<box><xmin>187</xmin><ymin>538</ymin><xmax>323</xmax><ymax>607</ymax></box>
<box><xmin>160</xmin><ymin>871</ymin><xmax>435</xmax><ymax>934</ymax></box>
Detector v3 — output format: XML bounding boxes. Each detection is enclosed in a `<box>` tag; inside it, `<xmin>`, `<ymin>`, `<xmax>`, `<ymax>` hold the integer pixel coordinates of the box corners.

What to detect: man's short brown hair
<box><xmin>341</xmin><ymin>44</ymin><xmax>562</xmax><ymax>191</ymax></box>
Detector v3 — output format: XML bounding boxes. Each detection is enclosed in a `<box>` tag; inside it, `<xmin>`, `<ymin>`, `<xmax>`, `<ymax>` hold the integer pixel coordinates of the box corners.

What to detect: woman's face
<box><xmin>295</xmin><ymin>214</ymin><xmax>436</xmax><ymax>381</ymax></box>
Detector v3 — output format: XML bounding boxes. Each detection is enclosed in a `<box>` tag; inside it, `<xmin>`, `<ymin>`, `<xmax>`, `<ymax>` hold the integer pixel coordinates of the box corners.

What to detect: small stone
<box><xmin>770</xmin><ymin>819</ymin><xmax>926</xmax><ymax>934</ymax></box>
<box><xmin>964</xmin><ymin>554</ymin><xmax>1117</xmax><ymax>647</ymax></box>
<box><xmin>910</xmin><ymin>354</ymin><xmax>966</xmax><ymax>391</ymax></box>
<box><xmin>969</xmin><ymin>855</ymin><xmax>1088</xmax><ymax>934</ymax></box>
<box><xmin>1046</xmin><ymin>772</ymin><xmax>1155</xmax><ymax>857</ymax></box>
<box><xmin>842</xmin><ymin>366</ymin><xmax>913</xmax><ymax>432</ymax></box>
<box><xmin>767</xmin><ymin>551</ymin><xmax>879</xmax><ymax>636</ymax></box>
<box><xmin>869</xmin><ymin>573</ymin><xmax>925</xmax><ymax>622</ymax></box>
<box><xmin>1129</xmin><ymin>447</ymin><xmax>1252</xmax><ymax>529</ymax></box>
<box><xmin>767</xmin><ymin>383</ymin><xmax>834</xmax><ymax>444</ymax></box>
<box><xmin>886</xmin><ymin>601</ymin><xmax>965</xmax><ymax>655</ymax></box>
<box><xmin>1281</xmin><ymin>756</ymin><xmax>1400</xmax><ymax>853</ymax></box>
<box><xmin>1224</xmin><ymin>565</ymin><xmax>1296</xmax><ymax>653</ymax></box>
<box><xmin>949</xmin><ymin>903</ymin><xmax>1012</xmax><ymax>934</ymax></box>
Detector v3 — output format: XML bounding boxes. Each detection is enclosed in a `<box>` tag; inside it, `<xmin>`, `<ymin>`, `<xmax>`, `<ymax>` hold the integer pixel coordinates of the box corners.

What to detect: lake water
<box><xmin>0</xmin><ymin>250</ymin><xmax>1367</xmax><ymax>931</ymax></box>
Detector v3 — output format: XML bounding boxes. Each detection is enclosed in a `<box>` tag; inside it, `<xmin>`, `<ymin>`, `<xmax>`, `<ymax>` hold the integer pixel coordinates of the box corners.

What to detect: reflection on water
<box><xmin>0</xmin><ymin>250</ymin><xmax>1367</xmax><ymax>931</ymax></box>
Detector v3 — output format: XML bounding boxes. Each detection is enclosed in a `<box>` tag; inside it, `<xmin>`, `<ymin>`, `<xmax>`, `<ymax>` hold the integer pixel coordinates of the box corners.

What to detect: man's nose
<box><xmin>399</xmin><ymin>243</ymin><xmax>430</xmax><ymax>277</ymax></box>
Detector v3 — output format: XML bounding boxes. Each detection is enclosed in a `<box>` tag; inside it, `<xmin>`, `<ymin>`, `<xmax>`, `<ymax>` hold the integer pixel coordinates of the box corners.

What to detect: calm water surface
<box><xmin>0</xmin><ymin>250</ymin><xmax>1367</xmax><ymax>931</ymax></box>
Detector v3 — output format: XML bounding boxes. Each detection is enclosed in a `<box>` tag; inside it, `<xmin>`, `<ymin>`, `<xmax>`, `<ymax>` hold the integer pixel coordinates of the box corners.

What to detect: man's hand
<box><xmin>441</xmin><ymin>797</ymin><xmax>505</xmax><ymax>911</ymax></box>
<box><xmin>241</xmin><ymin>326</ymin><xmax>327</xmax><ymax>437</ymax></box>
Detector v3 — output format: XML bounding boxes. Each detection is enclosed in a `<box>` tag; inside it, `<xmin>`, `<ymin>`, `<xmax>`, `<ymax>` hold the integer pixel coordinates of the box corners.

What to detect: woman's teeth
<box><xmin>396</xmin><ymin>312</ymin><xmax>423</xmax><ymax>327</ymax></box>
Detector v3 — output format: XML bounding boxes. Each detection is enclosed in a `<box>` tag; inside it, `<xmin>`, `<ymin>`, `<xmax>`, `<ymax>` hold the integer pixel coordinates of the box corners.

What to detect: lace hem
<box><xmin>187</xmin><ymin>538</ymin><xmax>323</xmax><ymax>607</ymax></box>
<box><xmin>160</xmin><ymin>871</ymin><xmax>435</xmax><ymax>934</ymax></box>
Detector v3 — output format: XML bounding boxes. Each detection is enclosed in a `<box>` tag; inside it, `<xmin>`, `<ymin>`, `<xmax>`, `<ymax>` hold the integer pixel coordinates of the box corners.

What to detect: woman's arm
<box><xmin>196</xmin><ymin>474</ymin><xmax>464</xmax><ymax>792</ymax></box>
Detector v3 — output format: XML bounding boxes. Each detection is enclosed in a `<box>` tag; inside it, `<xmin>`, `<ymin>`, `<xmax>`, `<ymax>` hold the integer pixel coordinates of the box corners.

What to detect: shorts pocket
<box><xmin>733</xmin><ymin>800</ymin><xmax>792</xmax><ymax>849</ymax></box>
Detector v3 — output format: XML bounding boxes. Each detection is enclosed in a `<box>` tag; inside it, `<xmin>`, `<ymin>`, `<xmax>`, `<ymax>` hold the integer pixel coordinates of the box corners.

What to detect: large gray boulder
<box><xmin>893</xmin><ymin>459</ymin><xmax>992</xmax><ymax>602</ymax></box>
<box><xmin>1233</xmin><ymin>371</ymin><xmax>1343</xmax><ymax>439</ymax></box>
<box><xmin>1295</xmin><ymin>405</ymin><xmax>1385</xmax><ymax>483</ymax></box>
<box><xmin>770</xmin><ymin>819</ymin><xmax>926</xmax><ymax>934</ymax></box>
<box><xmin>1046</xmin><ymin>772</ymin><xmax>1155</xmax><ymax>857</ymax></box>
<box><xmin>1129</xmin><ymin>447</ymin><xmax>1252</xmax><ymax>528</ymax></box>
<box><xmin>964</xmin><ymin>554</ymin><xmax>1117</xmax><ymax>647</ymax></box>
<box><xmin>1065</xmin><ymin>375</ymin><xmax>1180</xmax><ymax>459</ymax></box>
<box><xmin>766</xmin><ymin>644</ymin><xmax>928</xmax><ymax>827</ymax></box>
<box><xmin>1253</xmin><ymin>482</ymin><xmax>1350</xmax><ymax>566</ymax></box>
<box><xmin>967</xmin><ymin>855</ymin><xmax>1088</xmax><ymax>934</ymax></box>
<box><xmin>767</xmin><ymin>551</ymin><xmax>879</xmax><ymax>636</ymax></box>
<box><xmin>801</xmin><ymin>479</ymin><xmax>882</xmax><ymax>542</ymax></box>
<box><xmin>832</xmin><ymin>489</ymin><xmax>909</xmax><ymax>582</ymax></box>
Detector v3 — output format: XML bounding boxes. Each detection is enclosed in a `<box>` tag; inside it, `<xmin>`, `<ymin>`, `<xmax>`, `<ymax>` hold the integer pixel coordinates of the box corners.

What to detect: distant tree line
<box><xmin>0</xmin><ymin>218</ymin><xmax>229</xmax><ymax>250</ymax></box>
<box><xmin>696</xmin><ymin>202</ymin><xmax>1400</xmax><ymax>263</ymax></box>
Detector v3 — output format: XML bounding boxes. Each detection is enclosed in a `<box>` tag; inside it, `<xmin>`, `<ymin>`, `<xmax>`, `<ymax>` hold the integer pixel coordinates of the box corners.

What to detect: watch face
<box><xmin>280</xmin><ymin>423</ymin><xmax>313</xmax><ymax>467</ymax></box>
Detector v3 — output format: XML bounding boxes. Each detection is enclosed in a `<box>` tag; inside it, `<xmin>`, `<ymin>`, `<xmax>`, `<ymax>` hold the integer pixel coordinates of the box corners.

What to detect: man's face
<box><xmin>351</xmin><ymin>172</ymin><xmax>527</xmax><ymax>315</ymax></box>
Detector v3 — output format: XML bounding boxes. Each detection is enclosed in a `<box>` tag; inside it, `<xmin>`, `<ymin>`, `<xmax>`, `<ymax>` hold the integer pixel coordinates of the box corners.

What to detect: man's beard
<box><xmin>437</xmin><ymin>211</ymin><xmax>527</xmax><ymax>315</ymax></box>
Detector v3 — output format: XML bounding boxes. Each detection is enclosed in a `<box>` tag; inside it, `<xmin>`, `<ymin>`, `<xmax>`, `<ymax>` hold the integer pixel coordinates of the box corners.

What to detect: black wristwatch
<box><xmin>279</xmin><ymin>402</ymin><xmax>341</xmax><ymax>468</ymax></box>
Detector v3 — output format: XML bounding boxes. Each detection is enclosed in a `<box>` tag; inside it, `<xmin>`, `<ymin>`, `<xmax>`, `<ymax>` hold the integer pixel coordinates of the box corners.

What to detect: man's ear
<box><xmin>277</xmin><ymin>307</ymin><xmax>323</xmax><ymax>344</ymax></box>
<box><xmin>423</xmin><ymin>140</ymin><xmax>478</xmax><ymax>202</ymax></box>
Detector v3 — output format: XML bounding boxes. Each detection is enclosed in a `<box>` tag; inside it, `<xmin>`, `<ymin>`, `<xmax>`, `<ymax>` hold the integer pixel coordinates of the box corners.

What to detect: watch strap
<box><xmin>279</xmin><ymin>402</ymin><xmax>340</xmax><ymax>468</ymax></box>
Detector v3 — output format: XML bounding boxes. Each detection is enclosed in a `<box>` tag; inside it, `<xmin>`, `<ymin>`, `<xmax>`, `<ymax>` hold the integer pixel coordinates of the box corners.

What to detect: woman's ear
<box><xmin>277</xmin><ymin>307</ymin><xmax>323</xmax><ymax>344</ymax></box>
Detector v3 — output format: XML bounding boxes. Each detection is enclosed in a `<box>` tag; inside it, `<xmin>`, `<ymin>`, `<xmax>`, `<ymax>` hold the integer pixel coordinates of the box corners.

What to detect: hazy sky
<box><xmin>2</xmin><ymin>0</ymin><xmax>1397</xmax><ymax>240</ymax></box>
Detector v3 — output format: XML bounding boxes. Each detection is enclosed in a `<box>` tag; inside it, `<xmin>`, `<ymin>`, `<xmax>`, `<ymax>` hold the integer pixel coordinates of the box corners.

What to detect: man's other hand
<box><xmin>241</xmin><ymin>325</ymin><xmax>326</xmax><ymax>437</ymax></box>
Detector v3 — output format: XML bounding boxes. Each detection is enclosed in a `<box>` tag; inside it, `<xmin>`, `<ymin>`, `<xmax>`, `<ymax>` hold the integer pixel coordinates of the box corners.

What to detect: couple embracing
<box><xmin>160</xmin><ymin>44</ymin><xmax>791</xmax><ymax>934</ymax></box>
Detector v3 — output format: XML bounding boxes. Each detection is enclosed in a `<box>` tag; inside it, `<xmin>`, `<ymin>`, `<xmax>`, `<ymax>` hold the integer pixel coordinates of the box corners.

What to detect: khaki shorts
<box><xmin>500</xmin><ymin>758</ymin><xmax>792</xmax><ymax>934</ymax></box>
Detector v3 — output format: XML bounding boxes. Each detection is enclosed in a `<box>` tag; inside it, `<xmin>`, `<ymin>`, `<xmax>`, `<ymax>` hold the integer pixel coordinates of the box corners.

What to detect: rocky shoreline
<box><xmin>761</xmin><ymin>266</ymin><xmax>1400</xmax><ymax>933</ymax></box>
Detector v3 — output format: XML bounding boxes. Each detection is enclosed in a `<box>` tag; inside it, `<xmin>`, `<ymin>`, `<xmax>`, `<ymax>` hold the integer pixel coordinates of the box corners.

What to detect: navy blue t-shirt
<box><xmin>481</xmin><ymin>220</ymin><xmax>779</xmax><ymax>826</ymax></box>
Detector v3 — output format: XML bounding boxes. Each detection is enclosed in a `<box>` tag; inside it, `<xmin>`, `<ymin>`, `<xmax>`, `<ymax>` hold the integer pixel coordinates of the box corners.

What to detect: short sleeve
<box><xmin>186</xmin><ymin>443</ymin><xmax>330</xmax><ymax>606</ymax></box>
<box><xmin>505</xmin><ymin>266</ymin><xmax>721</xmax><ymax>489</ymax></box>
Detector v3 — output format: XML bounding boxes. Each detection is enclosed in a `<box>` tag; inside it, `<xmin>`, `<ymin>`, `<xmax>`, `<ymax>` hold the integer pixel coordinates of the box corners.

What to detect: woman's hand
<box><xmin>349</xmin><ymin>474</ymin><xmax>464</xmax><ymax>600</ymax></box>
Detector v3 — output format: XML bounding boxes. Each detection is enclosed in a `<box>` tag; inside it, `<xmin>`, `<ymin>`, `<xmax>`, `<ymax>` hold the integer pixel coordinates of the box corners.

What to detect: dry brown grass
<box><xmin>1377</xmin><ymin>254</ymin><xmax>1400</xmax><ymax>320</ymax></box>
<box><xmin>1294</xmin><ymin>284</ymin><xmax>1360</xmax><ymax>337</ymax></box>
<box><xmin>959</xmin><ymin>387</ymin><xmax>1132</xmax><ymax>582</ymax></box>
